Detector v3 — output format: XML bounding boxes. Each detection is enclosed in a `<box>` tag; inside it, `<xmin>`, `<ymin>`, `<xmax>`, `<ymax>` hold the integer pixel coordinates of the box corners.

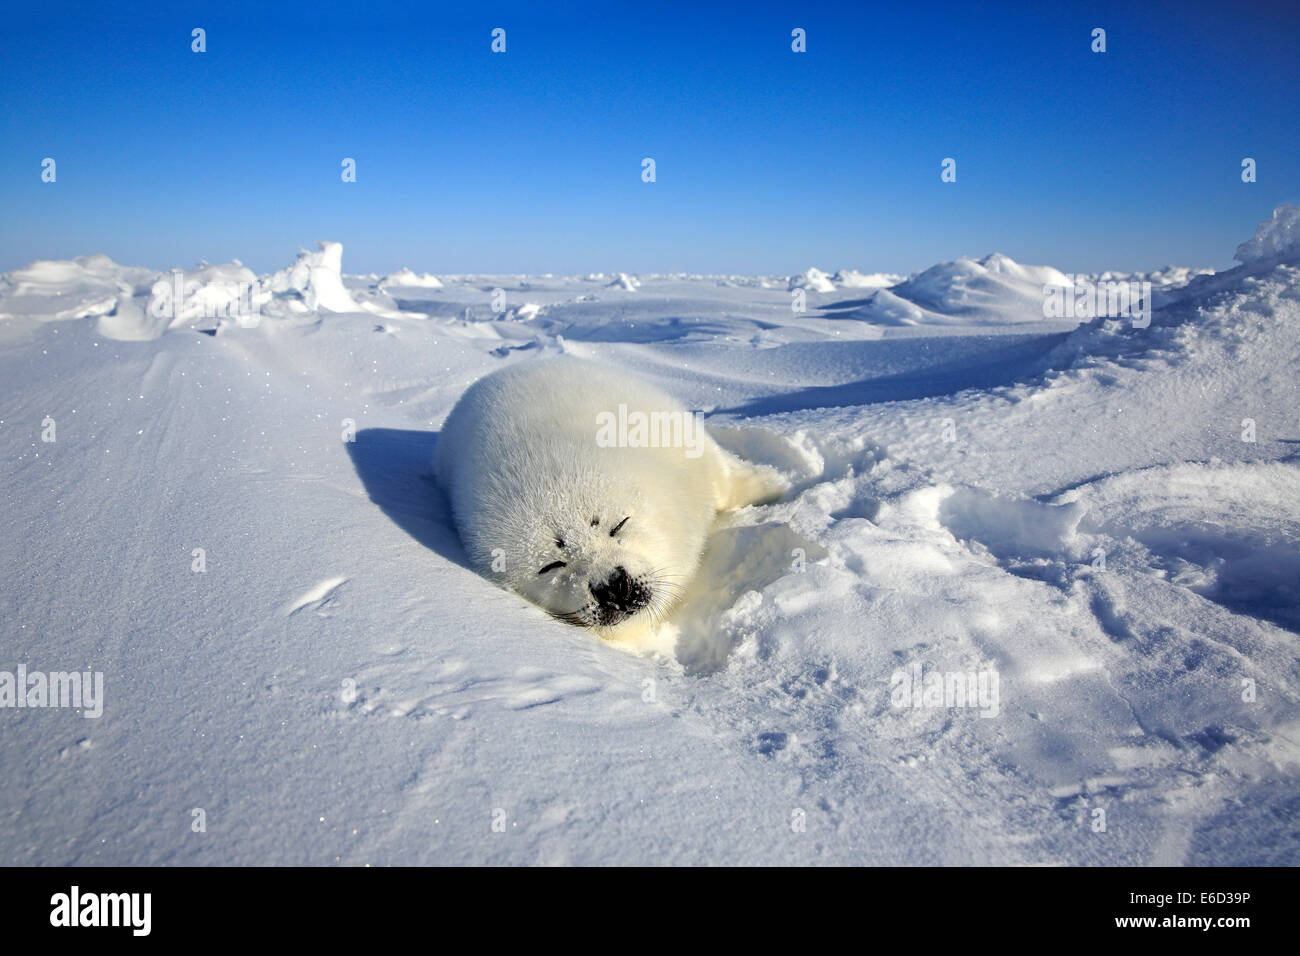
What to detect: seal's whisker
<box><xmin>547</xmin><ymin>607</ymin><xmax>593</xmax><ymax>627</ymax></box>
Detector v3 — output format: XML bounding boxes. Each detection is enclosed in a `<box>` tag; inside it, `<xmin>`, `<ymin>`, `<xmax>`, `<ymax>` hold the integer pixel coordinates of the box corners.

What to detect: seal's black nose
<box><xmin>590</xmin><ymin>566</ymin><xmax>650</xmax><ymax>618</ymax></box>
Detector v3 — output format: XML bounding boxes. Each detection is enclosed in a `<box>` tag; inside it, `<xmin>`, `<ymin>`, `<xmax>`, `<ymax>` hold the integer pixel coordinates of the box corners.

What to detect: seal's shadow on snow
<box><xmin>346</xmin><ymin>428</ymin><xmax>470</xmax><ymax>569</ymax></box>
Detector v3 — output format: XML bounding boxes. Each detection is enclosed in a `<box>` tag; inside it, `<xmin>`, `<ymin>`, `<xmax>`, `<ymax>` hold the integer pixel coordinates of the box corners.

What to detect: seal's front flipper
<box><xmin>711</xmin><ymin>447</ymin><xmax>789</xmax><ymax>512</ymax></box>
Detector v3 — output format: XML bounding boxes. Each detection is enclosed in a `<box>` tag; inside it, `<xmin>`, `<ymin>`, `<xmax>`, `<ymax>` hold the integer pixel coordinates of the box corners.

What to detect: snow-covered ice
<box><xmin>789</xmin><ymin>267</ymin><xmax>837</xmax><ymax>293</ymax></box>
<box><xmin>832</xmin><ymin>269</ymin><xmax>904</xmax><ymax>289</ymax></box>
<box><xmin>2</xmin><ymin>207</ymin><xmax>1298</xmax><ymax>865</ymax></box>
<box><xmin>378</xmin><ymin>268</ymin><xmax>444</xmax><ymax>291</ymax></box>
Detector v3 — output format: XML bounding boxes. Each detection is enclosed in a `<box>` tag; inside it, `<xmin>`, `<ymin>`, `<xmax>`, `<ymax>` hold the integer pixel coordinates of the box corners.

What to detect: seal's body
<box><xmin>434</xmin><ymin>357</ymin><xmax>786</xmax><ymax>646</ymax></box>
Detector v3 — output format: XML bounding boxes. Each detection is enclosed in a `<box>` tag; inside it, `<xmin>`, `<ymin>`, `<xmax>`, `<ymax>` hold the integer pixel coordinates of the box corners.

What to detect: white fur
<box><xmin>434</xmin><ymin>357</ymin><xmax>786</xmax><ymax>647</ymax></box>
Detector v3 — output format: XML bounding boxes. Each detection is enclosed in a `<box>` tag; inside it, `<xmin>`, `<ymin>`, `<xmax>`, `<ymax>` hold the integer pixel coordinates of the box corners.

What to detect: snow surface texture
<box><xmin>2</xmin><ymin>208</ymin><xmax>1298</xmax><ymax>865</ymax></box>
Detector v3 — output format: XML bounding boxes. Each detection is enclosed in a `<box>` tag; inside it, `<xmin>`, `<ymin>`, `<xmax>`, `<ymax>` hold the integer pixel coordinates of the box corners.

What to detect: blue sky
<box><xmin>3</xmin><ymin>0</ymin><xmax>1297</xmax><ymax>275</ymax></box>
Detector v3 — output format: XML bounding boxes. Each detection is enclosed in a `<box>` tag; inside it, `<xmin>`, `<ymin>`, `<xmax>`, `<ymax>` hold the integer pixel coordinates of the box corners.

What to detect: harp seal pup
<box><xmin>434</xmin><ymin>356</ymin><xmax>787</xmax><ymax>648</ymax></box>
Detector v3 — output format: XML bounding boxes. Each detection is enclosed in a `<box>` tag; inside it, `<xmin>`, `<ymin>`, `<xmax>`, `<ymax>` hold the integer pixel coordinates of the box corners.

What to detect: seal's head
<box><xmin>488</xmin><ymin>466</ymin><xmax>700</xmax><ymax>636</ymax></box>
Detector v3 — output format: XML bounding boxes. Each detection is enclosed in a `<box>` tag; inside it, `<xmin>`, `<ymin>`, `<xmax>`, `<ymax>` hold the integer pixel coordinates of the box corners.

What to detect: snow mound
<box><xmin>107</xmin><ymin>261</ymin><xmax>264</xmax><ymax>340</ymax></box>
<box><xmin>378</xmin><ymin>268</ymin><xmax>444</xmax><ymax>290</ymax></box>
<box><xmin>0</xmin><ymin>254</ymin><xmax>152</xmax><ymax>324</ymax></box>
<box><xmin>261</xmin><ymin>241</ymin><xmax>363</xmax><ymax>314</ymax></box>
<box><xmin>859</xmin><ymin>288</ymin><xmax>925</xmax><ymax>323</ymax></box>
<box><xmin>832</xmin><ymin>269</ymin><xmax>902</xmax><ymax>289</ymax></box>
<box><xmin>1235</xmin><ymin>203</ymin><xmax>1300</xmax><ymax>265</ymax></box>
<box><xmin>851</xmin><ymin>253</ymin><xmax>1073</xmax><ymax>325</ymax></box>
<box><xmin>607</xmin><ymin>273</ymin><xmax>641</xmax><ymax>291</ymax></box>
<box><xmin>789</xmin><ymin>267</ymin><xmax>836</xmax><ymax>293</ymax></box>
<box><xmin>168</xmin><ymin>262</ymin><xmax>261</xmax><ymax>321</ymax></box>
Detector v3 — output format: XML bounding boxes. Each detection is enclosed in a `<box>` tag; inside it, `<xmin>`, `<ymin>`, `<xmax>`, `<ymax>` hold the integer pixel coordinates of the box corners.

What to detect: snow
<box><xmin>871</xmin><ymin>252</ymin><xmax>1074</xmax><ymax>325</ymax></box>
<box><xmin>0</xmin><ymin>254</ymin><xmax>150</xmax><ymax>325</ymax></box>
<box><xmin>379</xmin><ymin>268</ymin><xmax>444</xmax><ymax>290</ymax></box>
<box><xmin>832</xmin><ymin>269</ymin><xmax>903</xmax><ymax>289</ymax></box>
<box><xmin>607</xmin><ymin>272</ymin><xmax>641</xmax><ymax>291</ymax></box>
<box><xmin>260</xmin><ymin>241</ymin><xmax>363</xmax><ymax>315</ymax></box>
<box><xmin>788</xmin><ymin>267</ymin><xmax>904</xmax><ymax>294</ymax></box>
<box><xmin>1235</xmin><ymin>202</ymin><xmax>1300</xmax><ymax>265</ymax></box>
<box><xmin>2</xmin><ymin>211</ymin><xmax>1299</xmax><ymax>865</ymax></box>
<box><xmin>789</xmin><ymin>266</ymin><xmax>836</xmax><ymax>293</ymax></box>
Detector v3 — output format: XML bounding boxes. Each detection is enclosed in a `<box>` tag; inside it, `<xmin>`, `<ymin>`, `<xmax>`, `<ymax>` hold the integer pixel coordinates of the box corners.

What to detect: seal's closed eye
<box><xmin>538</xmin><ymin>561</ymin><xmax>566</xmax><ymax>575</ymax></box>
<box><xmin>609</xmin><ymin>516</ymin><xmax>630</xmax><ymax>537</ymax></box>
